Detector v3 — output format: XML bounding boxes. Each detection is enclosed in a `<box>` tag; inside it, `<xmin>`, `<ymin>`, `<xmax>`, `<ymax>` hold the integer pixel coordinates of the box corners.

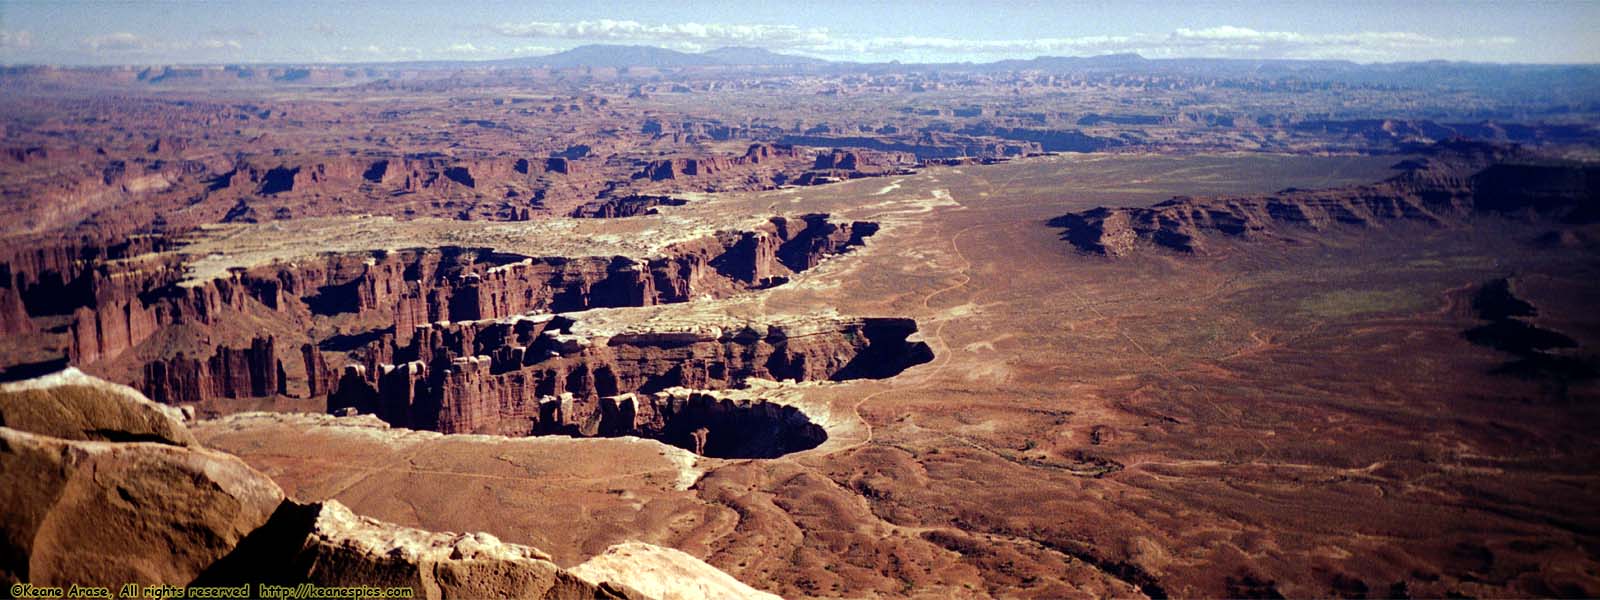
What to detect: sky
<box><xmin>0</xmin><ymin>0</ymin><xmax>1596</xmax><ymax>66</ymax></box>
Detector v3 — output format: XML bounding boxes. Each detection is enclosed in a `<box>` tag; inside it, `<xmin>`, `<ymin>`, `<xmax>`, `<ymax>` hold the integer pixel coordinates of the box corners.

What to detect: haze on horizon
<box><xmin>0</xmin><ymin>0</ymin><xmax>1597</xmax><ymax>66</ymax></box>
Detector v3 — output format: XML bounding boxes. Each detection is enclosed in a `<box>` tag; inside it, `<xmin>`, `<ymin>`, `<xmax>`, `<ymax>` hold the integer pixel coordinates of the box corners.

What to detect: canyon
<box><xmin>0</xmin><ymin>198</ymin><xmax>939</xmax><ymax>457</ymax></box>
<box><xmin>2</xmin><ymin>47</ymin><xmax>1599</xmax><ymax>599</ymax></box>
<box><xmin>186</xmin><ymin>150</ymin><xmax>1600</xmax><ymax>597</ymax></box>
<box><xmin>326</xmin><ymin>312</ymin><xmax>929</xmax><ymax>447</ymax></box>
<box><xmin>2</xmin><ymin>211</ymin><xmax>885</xmax><ymax>390</ymax></box>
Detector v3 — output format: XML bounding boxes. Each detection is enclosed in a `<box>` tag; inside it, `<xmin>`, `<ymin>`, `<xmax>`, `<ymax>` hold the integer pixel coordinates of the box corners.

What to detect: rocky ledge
<box><xmin>0</xmin><ymin>367</ymin><xmax>772</xmax><ymax>599</ymax></box>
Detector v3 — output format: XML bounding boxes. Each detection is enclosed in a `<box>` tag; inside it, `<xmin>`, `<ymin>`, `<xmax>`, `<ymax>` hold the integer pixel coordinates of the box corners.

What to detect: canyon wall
<box><xmin>1050</xmin><ymin>142</ymin><xmax>1596</xmax><ymax>256</ymax></box>
<box><xmin>271</xmin><ymin>213</ymin><xmax>876</xmax><ymax>343</ymax></box>
<box><xmin>780</xmin><ymin>132</ymin><xmax>1042</xmax><ymax>160</ymax></box>
<box><xmin>569</xmin><ymin>195</ymin><xmax>687</xmax><ymax>218</ymax></box>
<box><xmin>329</xmin><ymin>313</ymin><xmax>932</xmax><ymax>448</ymax></box>
<box><xmin>0</xmin><ymin>214</ymin><xmax>886</xmax><ymax>408</ymax></box>
<box><xmin>142</xmin><ymin>337</ymin><xmax>286</xmax><ymax>404</ymax></box>
<box><xmin>636</xmin><ymin>142</ymin><xmax>802</xmax><ymax>182</ymax></box>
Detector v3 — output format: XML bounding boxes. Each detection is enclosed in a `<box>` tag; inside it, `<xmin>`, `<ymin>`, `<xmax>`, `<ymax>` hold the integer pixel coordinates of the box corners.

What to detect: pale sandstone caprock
<box><xmin>571</xmin><ymin>542</ymin><xmax>784</xmax><ymax>600</ymax></box>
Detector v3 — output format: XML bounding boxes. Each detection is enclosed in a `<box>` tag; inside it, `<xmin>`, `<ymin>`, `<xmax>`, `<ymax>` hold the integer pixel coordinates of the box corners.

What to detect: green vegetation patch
<box><xmin>1298</xmin><ymin>288</ymin><xmax>1431</xmax><ymax>319</ymax></box>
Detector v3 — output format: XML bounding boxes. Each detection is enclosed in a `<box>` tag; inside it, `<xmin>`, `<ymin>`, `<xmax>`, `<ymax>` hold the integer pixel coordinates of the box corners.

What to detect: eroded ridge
<box><xmin>1049</xmin><ymin>141</ymin><xmax>1598</xmax><ymax>256</ymax></box>
<box><xmin>328</xmin><ymin>312</ymin><xmax>932</xmax><ymax>456</ymax></box>
<box><xmin>0</xmin><ymin>206</ymin><xmax>937</xmax><ymax>459</ymax></box>
<box><xmin>0</xmin><ymin>213</ymin><xmax>881</xmax><ymax>400</ymax></box>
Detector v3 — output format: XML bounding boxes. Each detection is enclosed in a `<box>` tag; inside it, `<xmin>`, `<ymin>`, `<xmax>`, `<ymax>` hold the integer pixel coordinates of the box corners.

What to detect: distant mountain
<box><xmin>700</xmin><ymin>46</ymin><xmax>829</xmax><ymax>66</ymax></box>
<box><xmin>997</xmin><ymin>52</ymin><xmax>1149</xmax><ymax>68</ymax></box>
<box><xmin>498</xmin><ymin>45</ymin><xmax>714</xmax><ymax>68</ymax></box>
<box><xmin>489</xmin><ymin>44</ymin><xmax>831</xmax><ymax>69</ymax></box>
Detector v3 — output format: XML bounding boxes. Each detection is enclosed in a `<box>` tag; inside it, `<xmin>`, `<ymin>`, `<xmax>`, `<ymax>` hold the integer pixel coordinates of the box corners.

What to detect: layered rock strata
<box><xmin>793</xmin><ymin>149</ymin><xmax>917</xmax><ymax>186</ymax></box>
<box><xmin>1050</xmin><ymin>142</ymin><xmax>1596</xmax><ymax>256</ymax></box>
<box><xmin>330</xmin><ymin>313</ymin><xmax>931</xmax><ymax>455</ymax></box>
<box><xmin>636</xmin><ymin>143</ymin><xmax>801</xmax><ymax>182</ymax></box>
<box><xmin>569</xmin><ymin>195</ymin><xmax>688</xmax><ymax>218</ymax></box>
<box><xmin>267</xmin><ymin>213</ymin><xmax>876</xmax><ymax>344</ymax></box>
<box><xmin>1</xmin><ymin>213</ymin><xmax>879</xmax><ymax>404</ymax></box>
<box><xmin>142</xmin><ymin>336</ymin><xmax>286</xmax><ymax>404</ymax></box>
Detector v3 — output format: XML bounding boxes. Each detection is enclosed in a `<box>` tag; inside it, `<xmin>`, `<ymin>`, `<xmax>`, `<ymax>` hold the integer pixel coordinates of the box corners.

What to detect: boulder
<box><xmin>0</xmin><ymin>366</ymin><xmax>194</xmax><ymax>446</ymax></box>
<box><xmin>0</xmin><ymin>426</ymin><xmax>284</xmax><ymax>586</ymax></box>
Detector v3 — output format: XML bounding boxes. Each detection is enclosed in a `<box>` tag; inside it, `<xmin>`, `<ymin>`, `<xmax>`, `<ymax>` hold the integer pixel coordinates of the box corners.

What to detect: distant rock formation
<box><xmin>142</xmin><ymin>337</ymin><xmax>287</xmax><ymax>404</ymax></box>
<box><xmin>793</xmin><ymin>149</ymin><xmax>916</xmax><ymax>185</ymax></box>
<box><xmin>780</xmin><ymin>132</ymin><xmax>1043</xmax><ymax>160</ymax></box>
<box><xmin>1049</xmin><ymin>141</ymin><xmax>1596</xmax><ymax>256</ymax></box>
<box><xmin>953</xmin><ymin>124</ymin><xmax>1123</xmax><ymax>153</ymax></box>
<box><xmin>0</xmin><ymin>276</ymin><xmax>33</xmax><ymax>335</ymax></box>
<box><xmin>569</xmin><ymin>195</ymin><xmax>687</xmax><ymax>218</ymax></box>
<box><xmin>636</xmin><ymin>143</ymin><xmax>801</xmax><ymax>182</ymax></box>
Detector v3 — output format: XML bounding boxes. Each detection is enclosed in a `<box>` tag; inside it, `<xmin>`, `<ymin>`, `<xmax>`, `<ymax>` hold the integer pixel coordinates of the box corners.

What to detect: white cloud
<box><xmin>492</xmin><ymin>19</ymin><xmax>831</xmax><ymax>48</ymax></box>
<box><xmin>81</xmin><ymin>32</ymin><xmax>244</xmax><ymax>54</ymax></box>
<box><xmin>204</xmin><ymin>27</ymin><xmax>262</xmax><ymax>39</ymax></box>
<box><xmin>816</xmin><ymin>34</ymin><xmax>1142</xmax><ymax>57</ymax></box>
<box><xmin>196</xmin><ymin>39</ymin><xmax>244</xmax><ymax>50</ymax></box>
<box><xmin>333</xmin><ymin>44</ymin><xmax>422</xmax><ymax>62</ymax></box>
<box><xmin>433</xmin><ymin>41</ymin><xmax>557</xmax><ymax>59</ymax></box>
<box><xmin>1163</xmin><ymin>26</ymin><xmax>1516</xmax><ymax>60</ymax></box>
<box><xmin>0</xmin><ymin>30</ymin><xmax>34</xmax><ymax>49</ymax></box>
<box><xmin>82</xmin><ymin>32</ymin><xmax>149</xmax><ymax>51</ymax></box>
<box><xmin>488</xmin><ymin>19</ymin><xmax>1520</xmax><ymax>63</ymax></box>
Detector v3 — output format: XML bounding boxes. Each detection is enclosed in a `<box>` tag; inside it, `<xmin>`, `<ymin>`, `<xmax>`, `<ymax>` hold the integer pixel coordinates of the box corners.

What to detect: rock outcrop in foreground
<box><xmin>0</xmin><ymin>368</ymin><xmax>763</xmax><ymax>599</ymax></box>
<box><xmin>1050</xmin><ymin>141</ymin><xmax>1598</xmax><ymax>256</ymax></box>
<box><xmin>0</xmin><ymin>368</ymin><xmax>195</xmax><ymax>445</ymax></box>
<box><xmin>1</xmin><ymin>369</ymin><xmax>283</xmax><ymax>588</ymax></box>
<box><xmin>570</xmin><ymin>542</ymin><xmax>782</xmax><ymax>600</ymax></box>
<box><xmin>200</xmin><ymin>500</ymin><xmax>643</xmax><ymax>599</ymax></box>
